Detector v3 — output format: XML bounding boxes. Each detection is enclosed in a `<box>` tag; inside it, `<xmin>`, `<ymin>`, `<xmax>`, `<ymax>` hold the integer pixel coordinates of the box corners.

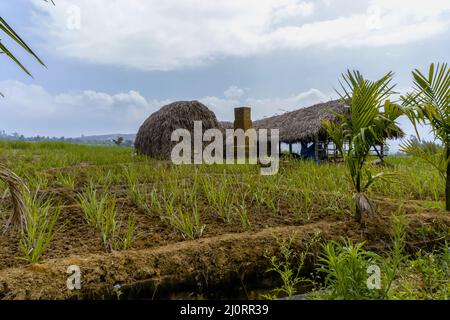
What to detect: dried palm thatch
<box><xmin>0</xmin><ymin>163</ymin><xmax>28</xmax><ymax>232</ymax></box>
<box><xmin>219</xmin><ymin>121</ymin><xmax>234</xmax><ymax>130</ymax></box>
<box><xmin>354</xmin><ymin>193</ymin><xmax>375</xmax><ymax>222</ymax></box>
<box><xmin>135</xmin><ymin>100</ymin><xmax>221</xmax><ymax>159</ymax></box>
<box><xmin>253</xmin><ymin>100</ymin><xmax>348</xmax><ymax>144</ymax></box>
<box><xmin>252</xmin><ymin>100</ymin><xmax>405</xmax><ymax>144</ymax></box>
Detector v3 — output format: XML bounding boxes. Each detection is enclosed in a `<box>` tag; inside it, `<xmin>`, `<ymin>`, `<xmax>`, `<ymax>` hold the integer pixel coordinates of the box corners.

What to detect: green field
<box><xmin>0</xmin><ymin>141</ymin><xmax>448</xmax><ymax>300</ymax></box>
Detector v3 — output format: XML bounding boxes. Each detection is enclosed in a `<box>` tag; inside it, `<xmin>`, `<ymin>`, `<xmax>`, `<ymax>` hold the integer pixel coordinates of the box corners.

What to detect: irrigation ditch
<box><xmin>0</xmin><ymin>209</ymin><xmax>448</xmax><ymax>300</ymax></box>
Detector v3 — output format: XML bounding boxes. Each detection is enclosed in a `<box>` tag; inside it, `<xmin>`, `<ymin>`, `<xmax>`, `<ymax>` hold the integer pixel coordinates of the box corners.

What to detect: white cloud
<box><xmin>272</xmin><ymin>1</ymin><xmax>315</xmax><ymax>24</ymax></box>
<box><xmin>31</xmin><ymin>0</ymin><xmax>450</xmax><ymax>71</ymax></box>
<box><xmin>224</xmin><ymin>85</ymin><xmax>245</xmax><ymax>99</ymax></box>
<box><xmin>246</xmin><ymin>88</ymin><xmax>330</xmax><ymax>119</ymax></box>
<box><xmin>200</xmin><ymin>96</ymin><xmax>241</xmax><ymax>122</ymax></box>
<box><xmin>0</xmin><ymin>80</ymin><xmax>330</xmax><ymax>137</ymax></box>
<box><xmin>204</xmin><ymin>87</ymin><xmax>330</xmax><ymax>121</ymax></box>
<box><xmin>0</xmin><ymin>80</ymin><xmax>167</xmax><ymax>137</ymax></box>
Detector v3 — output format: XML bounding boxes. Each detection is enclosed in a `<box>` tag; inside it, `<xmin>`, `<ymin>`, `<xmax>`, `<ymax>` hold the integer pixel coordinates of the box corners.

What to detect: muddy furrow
<box><xmin>0</xmin><ymin>211</ymin><xmax>448</xmax><ymax>300</ymax></box>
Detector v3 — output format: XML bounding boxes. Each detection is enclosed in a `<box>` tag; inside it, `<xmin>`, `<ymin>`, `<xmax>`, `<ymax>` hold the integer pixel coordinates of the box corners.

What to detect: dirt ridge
<box><xmin>1</xmin><ymin>211</ymin><xmax>448</xmax><ymax>300</ymax></box>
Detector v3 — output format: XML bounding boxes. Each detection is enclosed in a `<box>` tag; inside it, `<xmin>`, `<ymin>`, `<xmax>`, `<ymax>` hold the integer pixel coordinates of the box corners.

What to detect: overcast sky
<box><xmin>0</xmin><ymin>0</ymin><xmax>449</xmax><ymax>150</ymax></box>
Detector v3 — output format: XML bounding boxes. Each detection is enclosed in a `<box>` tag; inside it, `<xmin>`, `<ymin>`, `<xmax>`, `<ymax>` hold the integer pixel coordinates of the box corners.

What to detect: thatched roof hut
<box><xmin>252</xmin><ymin>100</ymin><xmax>348</xmax><ymax>144</ymax></box>
<box><xmin>135</xmin><ymin>100</ymin><xmax>220</xmax><ymax>159</ymax></box>
<box><xmin>136</xmin><ymin>99</ymin><xmax>403</xmax><ymax>161</ymax></box>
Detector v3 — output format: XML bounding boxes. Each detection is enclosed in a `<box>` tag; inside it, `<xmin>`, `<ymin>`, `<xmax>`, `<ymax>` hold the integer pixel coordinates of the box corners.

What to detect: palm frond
<box><xmin>402</xmin><ymin>63</ymin><xmax>449</xmax><ymax>143</ymax></box>
<box><xmin>0</xmin><ymin>0</ymin><xmax>53</xmax><ymax>96</ymax></box>
<box><xmin>322</xmin><ymin>119</ymin><xmax>345</xmax><ymax>156</ymax></box>
<box><xmin>0</xmin><ymin>163</ymin><xmax>29</xmax><ymax>232</ymax></box>
<box><xmin>401</xmin><ymin>138</ymin><xmax>448</xmax><ymax>179</ymax></box>
<box><xmin>0</xmin><ymin>17</ymin><xmax>47</xmax><ymax>80</ymax></box>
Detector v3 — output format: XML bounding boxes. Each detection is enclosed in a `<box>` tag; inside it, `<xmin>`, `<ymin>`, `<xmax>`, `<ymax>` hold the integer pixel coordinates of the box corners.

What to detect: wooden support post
<box><xmin>289</xmin><ymin>143</ymin><xmax>292</xmax><ymax>154</ymax></box>
<box><xmin>300</xmin><ymin>142</ymin><xmax>307</xmax><ymax>159</ymax></box>
<box><xmin>314</xmin><ymin>136</ymin><xmax>319</xmax><ymax>161</ymax></box>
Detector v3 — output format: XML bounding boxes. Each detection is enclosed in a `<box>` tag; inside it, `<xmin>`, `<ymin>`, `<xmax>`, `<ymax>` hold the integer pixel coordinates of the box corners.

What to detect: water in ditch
<box><xmin>101</xmin><ymin>270</ymin><xmax>315</xmax><ymax>300</ymax></box>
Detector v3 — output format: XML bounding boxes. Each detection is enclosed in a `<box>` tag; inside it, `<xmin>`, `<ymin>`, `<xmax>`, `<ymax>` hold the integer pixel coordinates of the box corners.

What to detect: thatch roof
<box><xmin>252</xmin><ymin>100</ymin><xmax>348</xmax><ymax>144</ymax></box>
<box><xmin>135</xmin><ymin>100</ymin><xmax>220</xmax><ymax>159</ymax></box>
<box><xmin>218</xmin><ymin>100</ymin><xmax>347</xmax><ymax>144</ymax></box>
<box><xmin>249</xmin><ymin>100</ymin><xmax>403</xmax><ymax>144</ymax></box>
<box><xmin>219</xmin><ymin>121</ymin><xmax>234</xmax><ymax>130</ymax></box>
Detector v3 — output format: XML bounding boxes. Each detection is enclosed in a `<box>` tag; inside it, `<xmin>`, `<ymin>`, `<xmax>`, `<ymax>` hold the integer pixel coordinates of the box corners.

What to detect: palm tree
<box><xmin>1</xmin><ymin>4</ymin><xmax>50</xmax><ymax>230</ymax></box>
<box><xmin>323</xmin><ymin>70</ymin><xmax>404</xmax><ymax>222</ymax></box>
<box><xmin>401</xmin><ymin>63</ymin><xmax>449</xmax><ymax>211</ymax></box>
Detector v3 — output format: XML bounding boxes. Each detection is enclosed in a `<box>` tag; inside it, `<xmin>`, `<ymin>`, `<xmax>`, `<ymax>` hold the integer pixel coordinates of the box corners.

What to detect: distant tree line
<box><xmin>0</xmin><ymin>131</ymin><xmax>134</xmax><ymax>147</ymax></box>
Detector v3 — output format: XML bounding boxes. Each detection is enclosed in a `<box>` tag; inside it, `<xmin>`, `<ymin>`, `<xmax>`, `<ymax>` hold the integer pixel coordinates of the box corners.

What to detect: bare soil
<box><xmin>0</xmin><ymin>186</ymin><xmax>448</xmax><ymax>299</ymax></box>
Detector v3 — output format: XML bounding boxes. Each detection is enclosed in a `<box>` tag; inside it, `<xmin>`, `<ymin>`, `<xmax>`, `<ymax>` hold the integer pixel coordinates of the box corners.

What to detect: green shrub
<box><xmin>318</xmin><ymin>239</ymin><xmax>380</xmax><ymax>300</ymax></box>
<box><xmin>77</xmin><ymin>187</ymin><xmax>135</xmax><ymax>251</ymax></box>
<box><xmin>20</xmin><ymin>191</ymin><xmax>60</xmax><ymax>263</ymax></box>
<box><xmin>166</xmin><ymin>204</ymin><xmax>205</xmax><ymax>240</ymax></box>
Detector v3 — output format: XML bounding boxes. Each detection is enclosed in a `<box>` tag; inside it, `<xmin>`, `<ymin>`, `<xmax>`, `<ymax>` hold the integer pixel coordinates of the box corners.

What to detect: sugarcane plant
<box><xmin>322</xmin><ymin>70</ymin><xmax>404</xmax><ymax>222</ymax></box>
<box><xmin>401</xmin><ymin>63</ymin><xmax>449</xmax><ymax>211</ymax></box>
<box><xmin>1</xmin><ymin>4</ymin><xmax>49</xmax><ymax>230</ymax></box>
